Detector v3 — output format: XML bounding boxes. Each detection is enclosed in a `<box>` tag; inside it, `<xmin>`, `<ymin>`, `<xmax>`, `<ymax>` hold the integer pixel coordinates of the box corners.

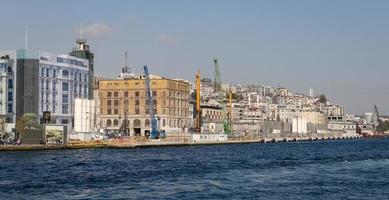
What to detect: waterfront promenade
<box><xmin>0</xmin><ymin>133</ymin><xmax>363</xmax><ymax>151</ymax></box>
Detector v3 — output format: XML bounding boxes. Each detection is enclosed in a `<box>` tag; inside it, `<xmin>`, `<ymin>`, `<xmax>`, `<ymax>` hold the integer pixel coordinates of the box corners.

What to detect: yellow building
<box><xmin>99</xmin><ymin>77</ymin><xmax>190</xmax><ymax>136</ymax></box>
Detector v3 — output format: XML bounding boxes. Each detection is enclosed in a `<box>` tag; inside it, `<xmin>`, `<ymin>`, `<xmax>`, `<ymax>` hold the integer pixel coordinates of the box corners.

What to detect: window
<box><xmin>145</xmin><ymin>109</ymin><xmax>149</xmax><ymax>114</ymax></box>
<box><xmin>114</xmin><ymin>92</ymin><xmax>118</xmax><ymax>97</ymax></box>
<box><xmin>135</xmin><ymin>91</ymin><xmax>140</xmax><ymax>97</ymax></box>
<box><xmin>134</xmin><ymin>119</ymin><xmax>141</xmax><ymax>127</ymax></box>
<box><xmin>106</xmin><ymin>119</ymin><xmax>112</xmax><ymax>127</ymax></box>
<box><xmin>145</xmin><ymin>119</ymin><xmax>150</xmax><ymax>127</ymax></box>
<box><xmin>124</xmin><ymin>91</ymin><xmax>128</xmax><ymax>97</ymax></box>
<box><xmin>7</xmin><ymin>92</ymin><xmax>12</xmax><ymax>102</ymax></box>
<box><xmin>74</xmin><ymin>83</ymin><xmax>77</xmax><ymax>92</ymax></box>
<box><xmin>8</xmin><ymin>79</ymin><xmax>13</xmax><ymax>89</ymax></box>
<box><xmin>113</xmin><ymin>119</ymin><xmax>119</xmax><ymax>126</ymax></box>
<box><xmin>62</xmin><ymin>82</ymin><xmax>69</xmax><ymax>91</ymax></box>
<box><xmin>46</xmin><ymin>80</ymin><xmax>50</xmax><ymax>90</ymax></box>
<box><xmin>114</xmin><ymin>109</ymin><xmax>118</xmax><ymax>115</ymax></box>
<box><xmin>53</xmin><ymin>69</ymin><xmax>56</xmax><ymax>78</ymax></box>
<box><xmin>62</xmin><ymin>70</ymin><xmax>69</xmax><ymax>77</ymax></box>
<box><xmin>135</xmin><ymin>109</ymin><xmax>140</xmax><ymax>115</ymax></box>
<box><xmin>107</xmin><ymin>100</ymin><xmax>111</xmax><ymax>106</ymax></box>
<box><xmin>62</xmin><ymin>105</ymin><xmax>68</xmax><ymax>114</ymax></box>
<box><xmin>107</xmin><ymin>109</ymin><xmax>112</xmax><ymax>115</ymax></box>
<box><xmin>135</xmin><ymin>100</ymin><xmax>140</xmax><ymax>105</ymax></box>
<box><xmin>41</xmin><ymin>68</ymin><xmax>45</xmax><ymax>76</ymax></box>
<box><xmin>46</xmin><ymin>68</ymin><xmax>49</xmax><ymax>77</ymax></box>
<box><xmin>152</xmin><ymin>91</ymin><xmax>157</xmax><ymax>96</ymax></box>
<box><xmin>7</xmin><ymin>104</ymin><xmax>12</xmax><ymax>113</ymax></box>
<box><xmin>107</xmin><ymin>92</ymin><xmax>112</xmax><ymax>97</ymax></box>
<box><xmin>114</xmin><ymin>100</ymin><xmax>119</xmax><ymax>106</ymax></box>
<box><xmin>62</xmin><ymin>94</ymin><xmax>68</xmax><ymax>104</ymax></box>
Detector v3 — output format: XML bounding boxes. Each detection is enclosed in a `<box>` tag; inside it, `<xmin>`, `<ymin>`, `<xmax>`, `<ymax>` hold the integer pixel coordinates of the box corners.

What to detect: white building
<box><xmin>292</xmin><ymin>117</ymin><xmax>307</xmax><ymax>134</ymax></box>
<box><xmin>74</xmin><ymin>98</ymin><xmax>96</xmax><ymax>133</ymax></box>
<box><xmin>0</xmin><ymin>49</ymin><xmax>90</xmax><ymax>130</ymax></box>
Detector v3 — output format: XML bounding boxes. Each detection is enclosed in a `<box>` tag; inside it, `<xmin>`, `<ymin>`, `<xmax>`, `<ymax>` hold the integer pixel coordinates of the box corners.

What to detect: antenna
<box><xmin>80</xmin><ymin>24</ymin><xmax>84</xmax><ymax>40</ymax></box>
<box><xmin>125</xmin><ymin>51</ymin><xmax>128</xmax><ymax>67</ymax></box>
<box><xmin>25</xmin><ymin>26</ymin><xmax>28</xmax><ymax>49</ymax></box>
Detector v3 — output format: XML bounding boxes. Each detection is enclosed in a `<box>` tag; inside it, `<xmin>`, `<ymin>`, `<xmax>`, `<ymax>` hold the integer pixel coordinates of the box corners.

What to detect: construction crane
<box><xmin>119</xmin><ymin>52</ymin><xmax>130</xmax><ymax>135</ymax></box>
<box><xmin>143</xmin><ymin>65</ymin><xmax>163</xmax><ymax>139</ymax></box>
<box><xmin>195</xmin><ymin>70</ymin><xmax>202</xmax><ymax>133</ymax></box>
<box><xmin>224</xmin><ymin>89</ymin><xmax>233</xmax><ymax>134</ymax></box>
<box><xmin>213</xmin><ymin>59</ymin><xmax>222</xmax><ymax>93</ymax></box>
<box><xmin>374</xmin><ymin>105</ymin><xmax>384</xmax><ymax>135</ymax></box>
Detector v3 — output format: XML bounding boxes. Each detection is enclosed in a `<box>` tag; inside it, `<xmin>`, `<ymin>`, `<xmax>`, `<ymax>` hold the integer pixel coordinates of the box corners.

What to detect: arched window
<box><xmin>145</xmin><ymin>119</ymin><xmax>150</xmax><ymax>127</ymax></box>
<box><xmin>106</xmin><ymin>119</ymin><xmax>112</xmax><ymax>127</ymax></box>
<box><xmin>122</xmin><ymin>119</ymin><xmax>129</xmax><ymax>127</ymax></box>
<box><xmin>134</xmin><ymin>119</ymin><xmax>141</xmax><ymax>127</ymax></box>
<box><xmin>113</xmin><ymin>119</ymin><xmax>119</xmax><ymax>126</ymax></box>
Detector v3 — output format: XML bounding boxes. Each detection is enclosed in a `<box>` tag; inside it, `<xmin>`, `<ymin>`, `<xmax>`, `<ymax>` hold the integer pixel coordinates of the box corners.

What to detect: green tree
<box><xmin>16</xmin><ymin>113</ymin><xmax>42</xmax><ymax>138</ymax></box>
<box><xmin>318</xmin><ymin>94</ymin><xmax>327</xmax><ymax>104</ymax></box>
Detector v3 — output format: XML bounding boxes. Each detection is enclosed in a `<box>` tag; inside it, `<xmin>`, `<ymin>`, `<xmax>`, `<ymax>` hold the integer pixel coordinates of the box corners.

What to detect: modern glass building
<box><xmin>0</xmin><ymin>49</ymin><xmax>90</xmax><ymax>129</ymax></box>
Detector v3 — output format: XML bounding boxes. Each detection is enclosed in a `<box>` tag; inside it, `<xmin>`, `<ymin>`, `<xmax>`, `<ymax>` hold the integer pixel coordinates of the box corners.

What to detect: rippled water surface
<box><xmin>1</xmin><ymin>139</ymin><xmax>389</xmax><ymax>199</ymax></box>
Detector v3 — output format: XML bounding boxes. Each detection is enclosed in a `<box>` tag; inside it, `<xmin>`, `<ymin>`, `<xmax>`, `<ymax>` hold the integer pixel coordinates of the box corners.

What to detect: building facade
<box><xmin>69</xmin><ymin>39</ymin><xmax>94</xmax><ymax>99</ymax></box>
<box><xmin>99</xmin><ymin>77</ymin><xmax>190</xmax><ymax>136</ymax></box>
<box><xmin>0</xmin><ymin>49</ymin><xmax>90</xmax><ymax>129</ymax></box>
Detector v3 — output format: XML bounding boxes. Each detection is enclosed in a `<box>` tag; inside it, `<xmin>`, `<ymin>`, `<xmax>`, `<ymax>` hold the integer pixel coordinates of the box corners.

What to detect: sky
<box><xmin>0</xmin><ymin>0</ymin><xmax>388</xmax><ymax>115</ymax></box>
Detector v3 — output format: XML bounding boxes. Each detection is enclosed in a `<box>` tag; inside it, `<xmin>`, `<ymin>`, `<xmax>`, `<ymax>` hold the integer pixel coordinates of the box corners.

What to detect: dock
<box><xmin>0</xmin><ymin>135</ymin><xmax>364</xmax><ymax>151</ymax></box>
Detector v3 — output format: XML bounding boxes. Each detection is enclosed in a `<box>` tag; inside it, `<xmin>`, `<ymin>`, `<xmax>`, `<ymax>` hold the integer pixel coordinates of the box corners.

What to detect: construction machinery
<box><xmin>143</xmin><ymin>65</ymin><xmax>165</xmax><ymax>139</ymax></box>
<box><xmin>195</xmin><ymin>70</ymin><xmax>202</xmax><ymax>133</ymax></box>
<box><xmin>119</xmin><ymin>52</ymin><xmax>130</xmax><ymax>135</ymax></box>
<box><xmin>213</xmin><ymin>59</ymin><xmax>222</xmax><ymax>93</ymax></box>
<box><xmin>224</xmin><ymin>89</ymin><xmax>233</xmax><ymax>134</ymax></box>
<box><xmin>373</xmin><ymin>105</ymin><xmax>385</xmax><ymax>135</ymax></box>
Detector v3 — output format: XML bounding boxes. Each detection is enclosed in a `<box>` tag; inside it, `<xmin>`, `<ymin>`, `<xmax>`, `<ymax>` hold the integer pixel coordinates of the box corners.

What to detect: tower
<box><xmin>118</xmin><ymin>51</ymin><xmax>135</xmax><ymax>79</ymax></box>
<box><xmin>69</xmin><ymin>26</ymin><xmax>94</xmax><ymax>99</ymax></box>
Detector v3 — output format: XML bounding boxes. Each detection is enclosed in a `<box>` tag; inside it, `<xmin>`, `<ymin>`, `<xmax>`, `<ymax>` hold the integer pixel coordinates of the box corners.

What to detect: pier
<box><xmin>0</xmin><ymin>134</ymin><xmax>363</xmax><ymax>151</ymax></box>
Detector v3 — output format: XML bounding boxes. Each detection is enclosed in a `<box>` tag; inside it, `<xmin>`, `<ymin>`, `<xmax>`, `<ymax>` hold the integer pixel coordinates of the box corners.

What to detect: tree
<box><xmin>16</xmin><ymin>113</ymin><xmax>42</xmax><ymax>138</ymax></box>
<box><xmin>318</xmin><ymin>94</ymin><xmax>327</xmax><ymax>104</ymax></box>
<box><xmin>377</xmin><ymin>120</ymin><xmax>389</xmax><ymax>132</ymax></box>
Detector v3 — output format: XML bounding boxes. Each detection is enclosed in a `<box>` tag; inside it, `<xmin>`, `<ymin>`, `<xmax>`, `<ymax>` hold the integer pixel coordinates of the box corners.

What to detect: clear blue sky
<box><xmin>1</xmin><ymin>0</ymin><xmax>388</xmax><ymax>115</ymax></box>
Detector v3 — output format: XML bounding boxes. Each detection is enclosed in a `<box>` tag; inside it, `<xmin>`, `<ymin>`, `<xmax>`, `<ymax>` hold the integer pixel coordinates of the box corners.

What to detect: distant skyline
<box><xmin>1</xmin><ymin>0</ymin><xmax>388</xmax><ymax>114</ymax></box>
